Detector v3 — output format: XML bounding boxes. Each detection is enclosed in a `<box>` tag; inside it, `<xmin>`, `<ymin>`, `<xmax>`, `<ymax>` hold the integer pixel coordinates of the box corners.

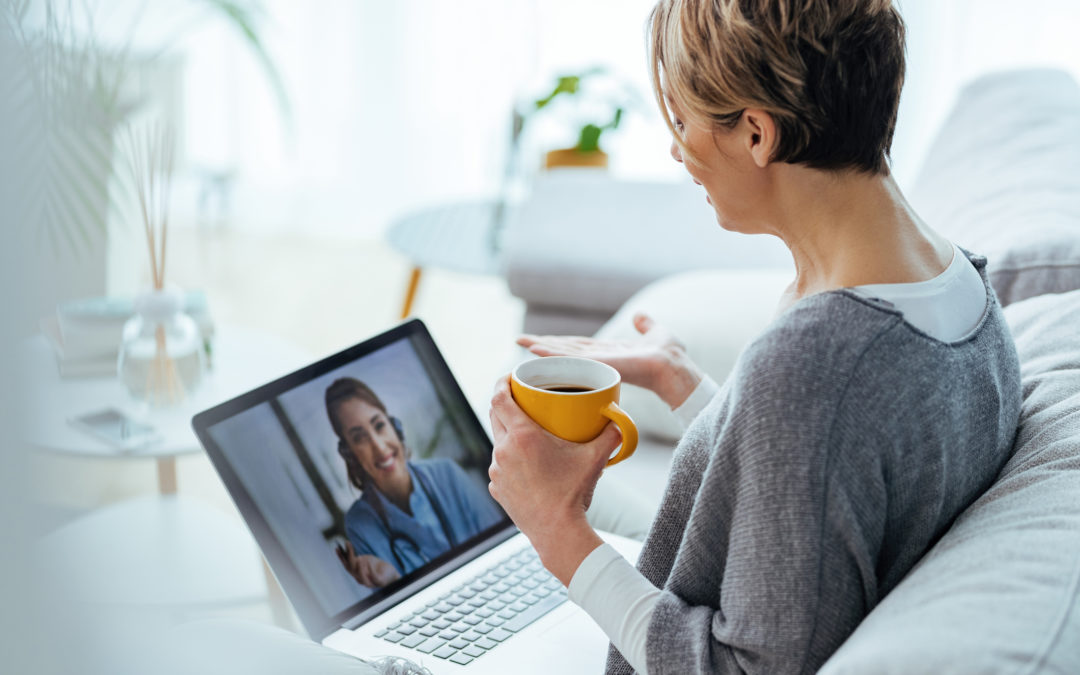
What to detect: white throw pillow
<box><xmin>594</xmin><ymin>268</ymin><xmax>792</xmax><ymax>441</ymax></box>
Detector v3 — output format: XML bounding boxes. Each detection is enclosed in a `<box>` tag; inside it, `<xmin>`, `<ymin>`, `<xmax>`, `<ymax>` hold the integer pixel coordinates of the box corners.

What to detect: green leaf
<box><xmin>535</xmin><ymin>75</ymin><xmax>580</xmax><ymax>110</ymax></box>
<box><xmin>609</xmin><ymin>107</ymin><xmax>623</xmax><ymax>131</ymax></box>
<box><xmin>578</xmin><ymin>124</ymin><xmax>602</xmax><ymax>153</ymax></box>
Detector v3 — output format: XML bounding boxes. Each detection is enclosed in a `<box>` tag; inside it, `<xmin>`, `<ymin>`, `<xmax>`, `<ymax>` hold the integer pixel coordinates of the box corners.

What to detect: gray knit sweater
<box><xmin>606</xmin><ymin>252</ymin><xmax>1021</xmax><ymax>674</ymax></box>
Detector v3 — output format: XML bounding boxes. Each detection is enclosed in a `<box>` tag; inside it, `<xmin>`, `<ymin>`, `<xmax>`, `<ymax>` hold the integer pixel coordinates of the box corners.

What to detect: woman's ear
<box><xmin>742</xmin><ymin>109</ymin><xmax>778</xmax><ymax>169</ymax></box>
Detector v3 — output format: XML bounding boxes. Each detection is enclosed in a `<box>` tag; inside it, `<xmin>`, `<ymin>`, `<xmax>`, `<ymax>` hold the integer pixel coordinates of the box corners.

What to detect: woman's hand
<box><xmin>488</xmin><ymin>376</ymin><xmax>613</xmax><ymax>585</ymax></box>
<box><xmin>517</xmin><ymin>312</ymin><xmax>704</xmax><ymax>409</ymax></box>
<box><xmin>336</xmin><ymin>542</ymin><xmax>401</xmax><ymax>589</ymax></box>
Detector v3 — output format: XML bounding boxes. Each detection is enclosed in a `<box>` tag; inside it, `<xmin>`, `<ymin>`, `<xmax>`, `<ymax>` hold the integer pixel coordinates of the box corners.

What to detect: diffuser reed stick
<box><xmin>123</xmin><ymin>121</ymin><xmax>185</xmax><ymax>405</ymax></box>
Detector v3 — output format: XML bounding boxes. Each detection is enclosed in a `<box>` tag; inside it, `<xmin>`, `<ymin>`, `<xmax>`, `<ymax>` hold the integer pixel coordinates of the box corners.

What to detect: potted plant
<box><xmin>526</xmin><ymin>67</ymin><xmax>640</xmax><ymax>170</ymax></box>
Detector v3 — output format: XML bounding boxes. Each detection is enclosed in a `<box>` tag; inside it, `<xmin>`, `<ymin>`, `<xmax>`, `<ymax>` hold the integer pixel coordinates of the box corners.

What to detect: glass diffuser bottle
<box><xmin>118</xmin><ymin>288</ymin><xmax>203</xmax><ymax>406</ymax></box>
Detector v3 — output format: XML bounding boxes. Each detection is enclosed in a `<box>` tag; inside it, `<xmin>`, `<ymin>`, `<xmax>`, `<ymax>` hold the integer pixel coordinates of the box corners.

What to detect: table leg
<box><xmin>400</xmin><ymin>266</ymin><xmax>423</xmax><ymax>319</ymax></box>
<box><xmin>157</xmin><ymin>457</ymin><xmax>178</xmax><ymax>495</ymax></box>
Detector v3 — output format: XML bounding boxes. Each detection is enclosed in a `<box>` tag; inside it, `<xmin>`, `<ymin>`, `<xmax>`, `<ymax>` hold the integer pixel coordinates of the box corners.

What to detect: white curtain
<box><xmin>167</xmin><ymin>0</ymin><xmax>1080</xmax><ymax>236</ymax></box>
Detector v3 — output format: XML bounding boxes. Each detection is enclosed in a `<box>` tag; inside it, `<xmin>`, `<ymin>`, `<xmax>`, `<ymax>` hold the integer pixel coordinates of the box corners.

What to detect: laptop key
<box><xmin>397</xmin><ymin>625</ymin><xmax>417</xmax><ymax>636</ymax></box>
<box><xmin>432</xmin><ymin>619</ymin><xmax>452</xmax><ymax>630</ymax></box>
<box><xmin>503</xmin><ymin>592</ymin><xmax>567</xmax><ymax>633</ymax></box>
<box><xmin>415</xmin><ymin>637</ymin><xmax>446</xmax><ymax>654</ymax></box>
<box><xmin>383</xmin><ymin>632</ymin><xmax>406</xmax><ymax>644</ymax></box>
<box><xmin>439</xmin><ymin>629</ymin><xmax>459</xmax><ymax>640</ymax></box>
<box><xmin>449</xmin><ymin>653</ymin><xmax>474</xmax><ymax>666</ymax></box>
<box><xmin>463</xmin><ymin>644</ymin><xmax>487</xmax><ymax>658</ymax></box>
<box><xmin>449</xmin><ymin>638</ymin><xmax>469</xmax><ymax>649</ymax></box>
<box><xmin>475</xmin><ymin>637</ymin><xmax>498</xmax><ymax>650</ymax></box>
<box><xmin>433</xmin><ymin>645</ymin><xmax>458</xmax><ymax>659</ymax></box>
<box><xmin>460</xmin><ymin>630</ymin><xmax>482</xmax><ymax>642</ymax></box>
<box><xmin>374</xmin><ymin>628</ymin><xmax>389</xmax><ymax>638</ymax></box>
<box><xmin>419</xmin><ymin>626</ymin><xmax>440</xmax><ymax>637</ymax></box>
<box><xmin>401</xmin><ymin>633</ymin><xmax>427</xmax><ymax>649</ymax></box>
<box><xmin>488</xmin><ymin>627</ymin><xmax>514</xmax><ymax>642</ymax></box>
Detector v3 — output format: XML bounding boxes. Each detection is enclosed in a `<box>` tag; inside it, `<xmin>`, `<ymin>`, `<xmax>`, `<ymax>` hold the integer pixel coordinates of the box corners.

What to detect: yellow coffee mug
<box><xmin>510</xmin><ymin>356</ymin><xmax>638</xmax><ymax>466</ymax></box>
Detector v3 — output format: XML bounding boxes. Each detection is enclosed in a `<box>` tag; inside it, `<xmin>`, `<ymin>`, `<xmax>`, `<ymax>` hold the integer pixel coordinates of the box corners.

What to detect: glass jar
<box><xmin>118</xmin><ymin>288</ymin><xmax>204</xmax><ymax>407</ymax></box>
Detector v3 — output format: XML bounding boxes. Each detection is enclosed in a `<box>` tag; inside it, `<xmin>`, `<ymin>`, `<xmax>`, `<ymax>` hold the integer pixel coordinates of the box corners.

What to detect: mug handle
<box><xmin>601</xmin><ymin>402</ymin><xmax>638</xmax><ymax>467</ymax></box>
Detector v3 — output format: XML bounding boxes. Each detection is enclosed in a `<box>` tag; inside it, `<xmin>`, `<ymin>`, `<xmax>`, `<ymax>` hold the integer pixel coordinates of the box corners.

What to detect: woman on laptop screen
<box><xmin>326</xmin><ymin>377</ymin><xmax>504</xmax><ymax>588</ymax></box>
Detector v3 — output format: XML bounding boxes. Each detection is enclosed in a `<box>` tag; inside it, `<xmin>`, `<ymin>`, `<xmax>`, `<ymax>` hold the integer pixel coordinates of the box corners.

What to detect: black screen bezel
<box><xmin>191</xmin><ymin>319</ymin><xmax>513</xmax><ymax>640</ymax></box>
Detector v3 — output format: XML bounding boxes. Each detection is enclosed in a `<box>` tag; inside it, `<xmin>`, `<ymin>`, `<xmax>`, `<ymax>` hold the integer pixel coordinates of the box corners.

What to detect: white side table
<box><xmin>23</xmin><ymin>324</ymin><xmax>313</xmax><ymax>493</ymax></box>
<box><xmin>25</xmin><ymin>325</ymin><xmax>314</xmax><ymax>619</ymax></box>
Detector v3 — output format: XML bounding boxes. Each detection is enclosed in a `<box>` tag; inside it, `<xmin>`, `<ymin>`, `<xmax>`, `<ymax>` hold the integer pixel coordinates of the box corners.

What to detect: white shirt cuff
<box><xmin>568</xmin><ymin>543</ymin><xmax>660</xmax><ymax>675</ymax></box>
<box><xmin>672</xmin><ymin>375</ymin><xmax>720</xmax><ymax>429</ymax></box>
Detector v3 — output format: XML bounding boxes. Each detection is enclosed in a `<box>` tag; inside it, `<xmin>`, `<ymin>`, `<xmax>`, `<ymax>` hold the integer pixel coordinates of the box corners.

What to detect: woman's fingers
<box><xmin>633</xmin><ymin>312</ymin><xmax>655</xmax><ymax>335</ymax></box>
<box><xmin>489</xmin><ymin>407</ymin><xmax>506</xmax><ymax>437</ymax></box>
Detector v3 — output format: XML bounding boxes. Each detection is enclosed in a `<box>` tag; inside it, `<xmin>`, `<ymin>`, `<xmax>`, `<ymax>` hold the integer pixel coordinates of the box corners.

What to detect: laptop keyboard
<box><xmin>375</xmin><ymin>547</ymin><xmax>568</xmax><ymax>666</ymax></box>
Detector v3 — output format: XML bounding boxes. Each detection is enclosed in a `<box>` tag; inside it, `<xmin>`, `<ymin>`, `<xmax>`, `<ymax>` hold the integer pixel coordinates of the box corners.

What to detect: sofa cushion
<box><xmin>821</xmin><ymin>289</ymin><xmax>1080</xmax><ymax>674</ymax></box>
<box><xmin>593</xmin><ymin>268</ymin><xmax>791</xmax><ymax>441</ymax></box>
<box><xmin>908</xmin><ymin>69</ymin><xmax>1080</xmax><ymax>306</ymax></box>
<box><xmin>503</xmin><ymin>172</ymin><xmax>791</xmax><ymax>317</ymax></box>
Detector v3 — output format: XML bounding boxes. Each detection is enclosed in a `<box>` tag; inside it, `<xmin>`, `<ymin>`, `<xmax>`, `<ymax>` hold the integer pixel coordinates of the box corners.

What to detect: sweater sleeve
<box><xmin>568</xmin><ymin>544</ymin><xmax>660</xmax><ymax>674</ymax></box>
<box><xmin>672</xmin><ymin>375</ymin><xmax>720</xmax><ymax>429</ymax></box>
<box><xmin>642</xmin><ymin>320</ymin><xmax>890</xmax><ymax>675</ymax></box>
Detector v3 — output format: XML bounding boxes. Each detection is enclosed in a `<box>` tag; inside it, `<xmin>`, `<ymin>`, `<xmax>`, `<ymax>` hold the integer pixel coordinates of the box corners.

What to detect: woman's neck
<box><xmin>379</xmin><ymin>471</ymin><xmax>414</xmax><ymax>516</ymax></box>
<box><xmin>762</xmin><ymin>167</ymin><xmax>952</xmax><ymax>309</ymax></box>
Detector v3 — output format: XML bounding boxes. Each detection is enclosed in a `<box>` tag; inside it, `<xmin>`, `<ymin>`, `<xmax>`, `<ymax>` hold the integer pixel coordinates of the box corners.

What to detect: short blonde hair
<box><xmin>648</xmin><ymin>0</ymin><xmax>906</xmax><ymax>174</ymax></box>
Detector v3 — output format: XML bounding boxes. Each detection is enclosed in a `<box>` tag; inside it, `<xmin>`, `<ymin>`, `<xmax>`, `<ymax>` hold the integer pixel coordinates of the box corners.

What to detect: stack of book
<box><xmin>41</xmin><ymin>290</ymin><xmax>215</xmax><ymax>378</ymax></box>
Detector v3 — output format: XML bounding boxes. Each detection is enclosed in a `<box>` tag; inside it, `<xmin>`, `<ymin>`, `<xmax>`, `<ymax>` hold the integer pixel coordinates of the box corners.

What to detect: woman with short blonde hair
<box><xmin>489</xmin><ymin>1</ymin><xmax>1021</xmax><ymax>672</ymax></box>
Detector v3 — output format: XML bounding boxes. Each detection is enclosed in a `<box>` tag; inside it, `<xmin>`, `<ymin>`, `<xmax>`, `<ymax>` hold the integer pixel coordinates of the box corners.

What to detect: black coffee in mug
<box><xmin>540</xmin><ymin>384</ymin><xmax>594</xmax><ymax>393</ymax></box>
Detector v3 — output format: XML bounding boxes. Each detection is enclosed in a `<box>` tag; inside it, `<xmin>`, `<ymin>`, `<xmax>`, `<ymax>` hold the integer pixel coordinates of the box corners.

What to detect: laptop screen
<box><xmin>193</xmin><ymin>320</ymin><xmax>512</xmax><ymax>639</ymax></box>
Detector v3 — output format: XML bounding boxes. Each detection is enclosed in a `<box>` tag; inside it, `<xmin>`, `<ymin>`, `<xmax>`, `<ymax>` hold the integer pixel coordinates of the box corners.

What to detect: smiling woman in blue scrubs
<box><xmin>325</xmin><ymin>378</ymin><xmax>504</xmax><ymax>589</ymax></box>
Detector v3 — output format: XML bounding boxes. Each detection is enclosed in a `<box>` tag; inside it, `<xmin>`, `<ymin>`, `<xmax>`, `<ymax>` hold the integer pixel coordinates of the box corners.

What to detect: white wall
<box><xmin>892</xmin><ymin>0</ymin><xmax>1080</xmax><ymax>188</ymax></box>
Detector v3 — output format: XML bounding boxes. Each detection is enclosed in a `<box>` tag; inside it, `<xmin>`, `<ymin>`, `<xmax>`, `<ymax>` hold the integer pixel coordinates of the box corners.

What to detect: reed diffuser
<box><xmin>117</xmin><ymin>122</ymin><xmax>204</xmax><ymax>406</ymax></box>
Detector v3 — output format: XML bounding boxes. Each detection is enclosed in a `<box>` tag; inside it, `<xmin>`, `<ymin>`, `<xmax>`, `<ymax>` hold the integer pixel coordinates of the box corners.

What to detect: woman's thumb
<box><xmin>594</xmin><ymin>422</ymin><xmax>624</xmax><ymax>461</ymax></box>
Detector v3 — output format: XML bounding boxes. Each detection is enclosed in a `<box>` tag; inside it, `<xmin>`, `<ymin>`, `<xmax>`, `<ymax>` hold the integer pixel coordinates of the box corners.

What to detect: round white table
<box><xmin>26</xmin><ymin>325</ymin><xmax>312</xmax><ymax>616</ymax></box>
<box><xmin>24</xmin><ymin>324</ymin><xmax>313</xmax><ymax>493</ymax></box>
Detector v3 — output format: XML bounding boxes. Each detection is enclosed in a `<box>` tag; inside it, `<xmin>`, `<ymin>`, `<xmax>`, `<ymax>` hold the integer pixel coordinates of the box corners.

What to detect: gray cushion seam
<box><xmin>1022</xmin><ymin>540</ymin><xmax>1080</xmax><ymax>675</ymax></box>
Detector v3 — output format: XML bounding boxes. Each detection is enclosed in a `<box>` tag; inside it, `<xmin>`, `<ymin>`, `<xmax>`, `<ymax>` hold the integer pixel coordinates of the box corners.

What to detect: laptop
<box><xmin>192</xmin><ymin>318</ymin><xmax>642</xmax><ymax>672</ymax></box>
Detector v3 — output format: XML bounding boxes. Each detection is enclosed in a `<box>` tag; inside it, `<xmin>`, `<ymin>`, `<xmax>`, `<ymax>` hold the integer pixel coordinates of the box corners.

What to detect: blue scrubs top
<box><xmin>344</xmin><ymin>458</ymin><xmax>505</xmax><ymax>577</ymax></box>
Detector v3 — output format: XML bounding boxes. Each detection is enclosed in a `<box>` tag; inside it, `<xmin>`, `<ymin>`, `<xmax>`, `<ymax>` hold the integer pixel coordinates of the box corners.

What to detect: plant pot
<box><xmin>543</xmin><ymin>148</ymin><xmax>609</xmax><ymax>170</ymax></box>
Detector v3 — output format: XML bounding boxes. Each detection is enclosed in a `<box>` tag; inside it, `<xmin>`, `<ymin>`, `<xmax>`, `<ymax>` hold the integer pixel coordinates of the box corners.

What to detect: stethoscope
<box><xmin>368</xmin><ymin>463</ymin><xmax>458</xmax><ymax>573</ymax></box>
